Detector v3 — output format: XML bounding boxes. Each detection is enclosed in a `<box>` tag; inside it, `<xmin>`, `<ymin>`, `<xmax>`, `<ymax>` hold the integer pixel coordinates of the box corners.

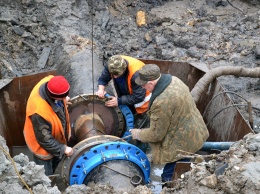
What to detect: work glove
<box><xmin>129</xmin><ymin>129</ymin><xmax>141</xmax><ymax>140</ymax></box>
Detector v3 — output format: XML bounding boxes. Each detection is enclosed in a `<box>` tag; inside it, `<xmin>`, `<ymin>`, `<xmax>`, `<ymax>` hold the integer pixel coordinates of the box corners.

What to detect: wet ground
<box><xmin>148</xmin><ymin>164</ymin><xmax>164</xmax><ymax>194</ymax></box>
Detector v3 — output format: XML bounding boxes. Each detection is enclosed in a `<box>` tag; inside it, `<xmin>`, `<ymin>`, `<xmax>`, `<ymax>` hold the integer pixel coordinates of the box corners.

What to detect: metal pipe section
<box><xmin>201</xmin><ymin>141</ymin><xmax>234</xmax><ymax>151</ymax></box>
<box><xmin>84</xmin><ymin>160</ymin><xmax>144</xmax><ymax>189</ymax></box>
<box><xmin>74</xmin><ymin>113</ymin><xmax>106</xmax><ymax>141</ymax></box>
<box><xmin>69</xmin><ymin>94</ymin><xmax>126</xmax><ymax>137</ymax></box>
<box><xmin>61</xmin><ymin>94</ymin><xmax>151</xmax><ymax>191</ymax></box>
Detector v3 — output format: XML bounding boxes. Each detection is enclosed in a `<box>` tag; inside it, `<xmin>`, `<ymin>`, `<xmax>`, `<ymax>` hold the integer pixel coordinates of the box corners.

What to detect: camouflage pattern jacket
<box><xmin>139</xmin><ymin>74</ymin><xmax>209</xmax><ymax>164</ymax></box>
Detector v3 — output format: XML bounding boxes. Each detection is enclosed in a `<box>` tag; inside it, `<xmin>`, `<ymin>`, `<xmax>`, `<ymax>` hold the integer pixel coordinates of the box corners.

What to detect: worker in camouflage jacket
<box><xmin>130</xmin><ymin>64</ymin><xmax>209</xmax><ymax>185</ymax></box>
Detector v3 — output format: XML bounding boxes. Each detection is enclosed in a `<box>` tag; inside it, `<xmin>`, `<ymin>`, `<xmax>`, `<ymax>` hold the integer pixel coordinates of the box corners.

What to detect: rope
<box><xmin>0</xmin><ymin>145</ymin><xmax>33</xmax><ymax>194</ymax></box>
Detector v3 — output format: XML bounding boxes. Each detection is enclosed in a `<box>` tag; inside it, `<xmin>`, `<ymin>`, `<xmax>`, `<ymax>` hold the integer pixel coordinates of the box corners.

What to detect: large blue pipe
<box><xmin>201</xmin><ymin>141</ymin><xmax>234</xmax><ymax>151</ymax></box>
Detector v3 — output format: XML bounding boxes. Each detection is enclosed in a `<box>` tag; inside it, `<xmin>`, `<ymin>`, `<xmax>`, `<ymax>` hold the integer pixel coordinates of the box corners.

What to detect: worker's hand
<box><xmin>105</xmin><ymin>96</ymin><xmax>118</xmax><ymax>107</ymax></box>
<box><xmin>66</xmin><ymin>96</ymin><xmax>72</xmax><ymax>107</ymax></box>
<box><xmin>96</xmin><ymin>85</ymin><xmax>106</xmax><ymax>98</ymax></box>
<box><xmin>64</xmin><ymin>146</ymin><xmax>73</xmax><ymax>156</ymax></box>
<box><xmin>129</xmin><ymin>129</ymin><xmax>141</xmax><ymax>140</ymax></box>
<box><xmin>96</xmin><ymin>90</ymin><xmax>106</xmax><ymax>98</ymax></box>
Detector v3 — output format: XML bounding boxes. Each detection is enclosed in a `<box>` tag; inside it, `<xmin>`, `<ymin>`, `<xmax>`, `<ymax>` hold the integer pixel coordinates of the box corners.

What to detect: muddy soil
<box><xmin>161</xmin><ymin>132</ymin><xmax>260</xmax><ymax>194</ymax></box>
<box><xmin>1</xmin><ymin>0</ymin><xmax>260</xmax><ymax>193</ymax></box>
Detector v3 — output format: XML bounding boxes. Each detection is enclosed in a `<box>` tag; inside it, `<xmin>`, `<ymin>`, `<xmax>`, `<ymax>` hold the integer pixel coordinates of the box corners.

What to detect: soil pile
<box><xmin>0</xmin><ymin>135</ymin><xmax>60</xmax><ymax>194</ymax></box>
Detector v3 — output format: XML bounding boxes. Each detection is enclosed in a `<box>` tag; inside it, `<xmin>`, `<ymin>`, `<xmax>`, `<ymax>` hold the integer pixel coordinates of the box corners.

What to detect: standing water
<box><xmin>148</xmin><ymin>164</ymin><xmax>164</xmax><ymax>194</ymax></box>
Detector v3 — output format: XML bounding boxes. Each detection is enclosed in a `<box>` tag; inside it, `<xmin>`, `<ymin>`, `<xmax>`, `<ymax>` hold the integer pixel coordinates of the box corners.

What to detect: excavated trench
<box><xmin>0</xmin><ymin>59</ymin><xmax>257</xmax><ymax>194</ymax></box>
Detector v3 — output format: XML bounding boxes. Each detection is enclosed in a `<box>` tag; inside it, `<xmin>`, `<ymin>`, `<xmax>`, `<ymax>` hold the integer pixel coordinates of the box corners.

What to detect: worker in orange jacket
<box><xmin>96</xmin><ymin>55</ymin><xmax>151</xmax><ymax>128</ymax></box>
<box><xmin>24</xmin><ymin>75</ymin><xmax>73</xmax><ymax>175</ymax></box>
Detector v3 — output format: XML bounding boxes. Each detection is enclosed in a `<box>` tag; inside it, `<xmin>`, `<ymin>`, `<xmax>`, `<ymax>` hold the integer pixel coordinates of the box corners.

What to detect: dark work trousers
<box><xmin>134</xmin><ymin>112</ymin><xmax>150</xmax><ymax>153</ymax></box>
<box><xmin>33</xmin><ymin>155</ymin><xmax>61</xmax><ymax>176</ymax></box>
<box><xmin>161</xmin><ymin>158</ymin><xmax>190</xmax><ymax>182</ymax></box>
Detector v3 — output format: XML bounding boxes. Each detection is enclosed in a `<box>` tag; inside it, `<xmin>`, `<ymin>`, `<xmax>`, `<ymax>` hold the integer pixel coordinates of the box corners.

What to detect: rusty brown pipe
<box><xmin>74</xmin><ymin>113</ymin><xmax>106</xmax><ymax>142</ymax></box>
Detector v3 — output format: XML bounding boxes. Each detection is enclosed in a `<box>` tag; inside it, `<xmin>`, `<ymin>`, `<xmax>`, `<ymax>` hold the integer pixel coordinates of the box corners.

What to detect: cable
<box><xmin>0</xmin><ymin>145</ymin><xmax>33</xmax><ymax>194</ymax></box>
<box><xmin>203</xmin><ymin>91</ymin><xmax>248</xmax><ymax>117</ymax></box>
<box><xmin>90</xmin><ymin>0</ymin><xmax>95</xmax><ymax>128</ymax></box>
<box><xmin>206</xmin><ymin>104</ymin><xmax>260</xmax><ymax>126</ymax></box>
<box><xmin>227</xmin><ymin>0</ymin><xmax>245</xmax><ymax>15</ymax></box>
<box><xmin>138</xmin><ymin>113</ymin><xmax>148</xmax><ymax>129</ymax></box>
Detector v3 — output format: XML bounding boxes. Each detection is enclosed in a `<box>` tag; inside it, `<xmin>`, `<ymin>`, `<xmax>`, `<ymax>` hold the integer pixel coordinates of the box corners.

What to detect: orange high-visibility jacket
<box><xmin>121</xmin><ymin>55</ymin><xmax>151</xmax><ymax>114</ymax></box>
<box><xmin>23</xmin><ymin>75</ymin><xmax>71</xmax><ymax>160</ymax></box>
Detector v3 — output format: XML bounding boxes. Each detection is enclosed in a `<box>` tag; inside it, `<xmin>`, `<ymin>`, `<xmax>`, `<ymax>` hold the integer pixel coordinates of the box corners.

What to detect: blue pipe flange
<box><xmin>69</xmin><ymin>141</ymin><xmax>150</xmax><ymax>185</ymax></box>
<box><xmin>119</xmin><ymin>105</ymin><xmax>134</xmax><ymax>141</ymax></box>
<box><xmin>61</xmin><ymin>135</ymin><xmax>125</xmax><ymax>185</ymax></box>
<box><xmin>104</xmin><ymin>93</ymin><xmax>134</xmax><ymax>141</ymax></box>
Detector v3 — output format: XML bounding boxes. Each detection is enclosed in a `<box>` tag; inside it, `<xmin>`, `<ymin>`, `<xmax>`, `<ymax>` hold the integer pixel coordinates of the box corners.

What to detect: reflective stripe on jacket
<box><xmin>121</xmin><ymin>55</ymin><xmax>151</xmax><ymax>114</ymax></box>
<box><xmin>23</xmin><ymin>75</ymin><xmax>71</xmax><ymax>160</ymax></box>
